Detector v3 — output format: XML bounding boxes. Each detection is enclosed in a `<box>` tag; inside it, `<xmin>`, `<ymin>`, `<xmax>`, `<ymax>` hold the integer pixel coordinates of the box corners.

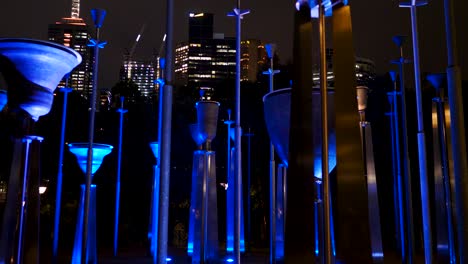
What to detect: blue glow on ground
<box><xmin>166</xmin><ymin>257</ymin><xmax>172</xmax><ymax>262</ymax></box>
<box><xmin>226</xmin><ymin>258</ymin><xmax>234</xmax><ymax>262</ymax></box>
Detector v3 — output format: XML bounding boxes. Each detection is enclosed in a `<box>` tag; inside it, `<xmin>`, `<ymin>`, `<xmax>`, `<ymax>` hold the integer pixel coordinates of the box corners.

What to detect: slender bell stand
<box><xmin>68</xmin><ymin>143</ymin><xmax>113</xmax><ymax>264</ymax></box>
<box><xmin>427</xmin><ymin>73</ymin><xmax>455</xmax><ymax>263</ymax></box>
<box><xmin>148</xmin><ymin>142</ymin><xmax>160</xmax><ymax>258</ymax></box>
<box><xmin>0</xmin><ymin>38</ymin><xmax>81</xmax><ymax>264</ymax></box>
<box><xmin>357</xmin><ymin>86</ymin><xmax>384</xmax><ymax>262</ymax></box>
<box><xmin>188</xmin><ymin>100</ymin><xmax>220</xmax><ymax>263</ymax></box>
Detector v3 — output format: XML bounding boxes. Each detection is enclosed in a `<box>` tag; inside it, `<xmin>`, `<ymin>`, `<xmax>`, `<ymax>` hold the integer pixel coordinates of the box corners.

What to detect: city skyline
<box><xmin>0</xmin><ymin>0</ymin><xmax>467</xmax><ymax>89</ymax></box>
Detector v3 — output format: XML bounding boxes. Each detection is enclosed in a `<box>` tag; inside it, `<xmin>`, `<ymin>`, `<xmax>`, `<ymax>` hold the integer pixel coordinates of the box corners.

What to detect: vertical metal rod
<box><xmin>435</xmin><ymin>97</ymin><xmax>455</xmax><ymax>263</ymax></box>
<box><xmin>53</xmin><ymin>86</ymin><xmax>72</xmax><ymax>263</ymax></box>
<box><xmin>245</xmin><ymin>129</ymin><xmax>253</xmax><ymax>253</ymax></box>
<box><xmin>157</xmin><ymin>0</ymin><xmax>174</xmax><ymax>261</ymax></box>
<box><xmin>386</xmin><ymin>95</ymin><xmax>401</xmax><ymax>251</ymax></box>
<box><xmin>409</xmin><ymin>5</ymin><xmax>433</xmax><ymax>263</ymax></box>
<box><xmin>200</xmin><ymin>152</ymin><xmax>208</xmax><ymax>264</ymax></box>
<box><xmin>224</xmin><ymin>110</ymin><xmax>234</xmax><ymax>253</ymax></box>
<box><xmin>17</xmin><ymin>138</ymin><xmax>32</xmax><ymax>264</ymax></box>
<box><xmin>443</xmin><ymin>0</ymin><xmax>468</xmax><ymax>261</ymax></box>
<box><xmin>394</xmin><ymin>38</ymin><xmax>415</xmax><ymax>263</ymax></box>
<box><xmin>114</xmin><ymin>96</ymin><xmax>127</xmax><ymax>256</ymax></box>
<box><xmin>267</xmin><ymin>53</ymin><xmax>277</xmax><ymax>264</ymax></box>
<box><xmin>83</xmin><ymin>25</ymin><xmax>101</xmax><ymax>264</ymax></box>
<box><xmin>234</xmin><ymin>1</ymin><xmax>243</xmax><ymax>263</ymax></box>
<box><xmin>319</xmin><ymin>3</ymin><xmax>332</xmax><ymax>263</ymax></box>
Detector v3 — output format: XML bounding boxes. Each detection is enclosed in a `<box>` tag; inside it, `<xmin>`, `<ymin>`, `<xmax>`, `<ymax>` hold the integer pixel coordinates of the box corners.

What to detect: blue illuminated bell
<box><xmin>0</xmin><ymin>38</ymin><xmax>81</xmax><ymax>120</ymax></box>
<box><xmin>91</xmin><ymin>9</ymin><xmax>107</xmax><ymax>28</ymax></box>
<box><xmin>68</xmin><ymin>143</ymin><xmax>113</xmax><ymax>177</ymax></box>
<box><xmin>0</xmin><ymin>90</ymin><xmax>6</xmax><ymax>111</ymax></box>
<box><xmin>427</xmin><ymin>73</ymin><xmax>446</xmax><ymax>92</ymax></box>
<box><xmin>149</xmin><ymin>141</ymin><xmax>160</xmax><ymax>160</ymax></box>
<box><xmin>190</xmin><ymin>123</ymin><xmax>206</xmax><ymax>147</ymax></box>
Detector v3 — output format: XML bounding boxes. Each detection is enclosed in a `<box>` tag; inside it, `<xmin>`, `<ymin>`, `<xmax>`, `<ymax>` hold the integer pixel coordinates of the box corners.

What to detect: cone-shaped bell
<box><xmin>263</xmin><ymin>89</ymin><xmax>290</xmax><ymax>165</ymax></box>
<box><xmin>196</xmin><ymin>101</ymin><xmax>220</xmax><ymax>143</ymax></box>
<box><xmin>265</xmin><ymin>43</ymin><xmax>277</xmax><ymax>59</ymax></box>
<box><xmin>68</xmin><ymin>143</ymin><xmax>113</xmax><ymax>177</ymax></box>
<box><xmin>392</xmin><ymin>35</ymin><xmax>407</xmax><ymax>47</ymax></box>
<box><xmin>190</xmin><ymin>123</ymin><xmax>206</xmax><ymax>146</ymax></box>
<box><xmin>389</xmin><ymin>71</ymin><xmax>397</xmax><ymax>82</ymax></box>
<box><xmin>91</xmin><ymin>9</ymin><xmax>107</xmax><ymax>28</ymax></box>
<box><xmin>263</xmin><ymin>88</ymin><xmax>336</xmax><ymax>176</ymax></box>
<box><xmin>0</xmin><ymin>90</ymin><xmax>6</xmax><ymax>111</ymax></box>
<box><xmin>427</xmin><ymin>73</ymin><xmax>446</xmax><ymax>93</ymax></box>
<box><xmin>356</xmin><ymin>86</ymin><xmax>369</xmax><ymax>112</ymax></box>
<box><xmin>149</xmin><ymin>142</ymin><xmax>159</xmax><ymax>159</ymax></box>
<box><xmin>0</xmin><ymin>38</ymin><xmax>81</xmax><ymax>120</ymax></box>
<box><xmin>229</xmin><ymin>127</ymin><xmax>243</xmax><ymax>142</ymax></box>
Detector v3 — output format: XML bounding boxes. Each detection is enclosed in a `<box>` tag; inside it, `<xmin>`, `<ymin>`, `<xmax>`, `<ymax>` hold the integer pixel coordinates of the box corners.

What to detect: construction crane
<box><xmin>124</xmin><ymin>24</ymin><xmax>146</xmax><ymax>79</ymax></box>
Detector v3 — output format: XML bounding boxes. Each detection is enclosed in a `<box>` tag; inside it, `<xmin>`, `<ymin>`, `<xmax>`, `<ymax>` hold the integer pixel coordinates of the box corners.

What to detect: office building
<box><xmin>241</xmin><ymin>39</ymin><xmax>268</xmax><ymax>82</ymax></box>
<box><xmin>119</xmin><ymin>59</ymin><xmax>156</xmax><ymax>98</ymax></box>
<box><xmin>174</xmin><ymin>13</ymin><xmax>236</xmax><ymax>89</ymax></box>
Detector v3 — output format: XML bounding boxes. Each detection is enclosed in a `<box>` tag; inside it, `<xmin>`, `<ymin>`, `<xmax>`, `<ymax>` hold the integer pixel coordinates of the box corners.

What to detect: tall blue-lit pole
<box><xmin>262</xmin><ymin>43</ymin><xmax>279</xmax><ymax>263</ymax></box>
<box><xmin>157</xmin><ymin>0</ymin><xmax>174</xmax><ymax>261</ymax></box>
<box><xmin>52</xmin><ymin>79</ymin><xmax>72</xmax><ymax>264</ymax></box>
<box><xmin>114</xmin><ymin>96</ymin><xmax>127</xmax><ymax>256</ymax></box>
<box><xmin>244</xmin><ymin>128</ymin><xmax>254</xmax><ymax>253</ymax></box>
<box><xmin>391</xmin><ymin>35</ymin><xmax>415</xmax><ymax>263</ymax></box>
<box><xmin>224</xmin><ymin>110</ymin><xmax>235</xmax><ymax>254</ymax></box>
<box><xmin>83</xmin><ymin>9</ymin><xmax>106</xmax><ymax>264</ymax></box>
<box><xmin>443</xmin><ymin>0</ymin><xmax>468</xmax><ymax>261</ymax></box>
<box><xmin>400</xmin><ymin>1</ymin><xmax>433</xmax><ymax>262</ymax></box>
<box><xmin>228</xmin><ymin>3</ymin><xmax>249</xmax><ymax>263</ymax></box>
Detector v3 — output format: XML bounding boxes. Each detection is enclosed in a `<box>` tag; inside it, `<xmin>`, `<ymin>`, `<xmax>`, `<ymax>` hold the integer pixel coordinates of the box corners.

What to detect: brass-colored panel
<box><xmin>285</xmin><ymin>4</ymin><xmax>316</xmax><ymax>263</ymax></box>
<box><xmin>331</xmin><ymin>5</ymin><xmax>372</xmax><ymax>262</ymax></box>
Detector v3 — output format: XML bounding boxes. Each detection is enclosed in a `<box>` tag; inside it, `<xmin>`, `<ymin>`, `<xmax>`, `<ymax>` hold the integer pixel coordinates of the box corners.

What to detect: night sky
<box><xmin>0</xmin><ymin>0</ymin><xmax>467</xmax><ymax>88</ymax></box>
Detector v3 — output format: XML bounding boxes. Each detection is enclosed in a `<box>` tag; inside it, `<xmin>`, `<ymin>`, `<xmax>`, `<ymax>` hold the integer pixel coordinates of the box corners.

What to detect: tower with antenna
<box><xmin>47</xmin><ymin>0</ymin><xmax>94</xmax><ymax>98</ymax></box>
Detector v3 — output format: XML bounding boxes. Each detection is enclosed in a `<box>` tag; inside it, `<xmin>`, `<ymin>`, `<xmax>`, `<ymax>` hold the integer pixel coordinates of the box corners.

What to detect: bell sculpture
<box><xmin>187</xmin><ymin>98</ymin><xmax>220</xmax><ymax>263</ymax></box>
<box><xmin>263</xmin><ymin>88</ymin><xmax>336</xmax><ymax>262</ymax></box>
<box><xmin>0</xmin><ymin>38</ymin><xmax>81</xmax><ymax>264</ymax></box>
<box><xmin>356</xmin><ymin>86</ymin><xmax>384</xmax><ymax>262</ymax></box>
<box><xmin>68</xmin><ymin>143</ymin><xmax>113</xmax><ymax>264</ymax></box>
<box><xmin>427</xmin><ymin>73</ymin><xmax>455</xmax><ymax>263</ymax></box>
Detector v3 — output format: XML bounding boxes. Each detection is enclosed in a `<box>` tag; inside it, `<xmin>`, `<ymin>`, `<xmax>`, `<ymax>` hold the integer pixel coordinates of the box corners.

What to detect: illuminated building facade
<box><xmin>48</xmin><ymin>17</ymin><xmax>94</xmax><ymax>97</ymax></box>
<box><xmin>119</xmin><ymin>60</ymin><xmax>156</xmax><ymax>98</ymax></box>
<box><xmin>241</xmin><ymin>39</ymin><xmax>268</xmax><ymax>82</ymax></box>
<box><xmin>174</xmin><ymin>13</ymin><xmax>236</xmax><ymax>88</ymax></box>
<box><xmin>312</xmin><ymin>48</ymin><xmax>376</xmax><ymax>87</ymax></box>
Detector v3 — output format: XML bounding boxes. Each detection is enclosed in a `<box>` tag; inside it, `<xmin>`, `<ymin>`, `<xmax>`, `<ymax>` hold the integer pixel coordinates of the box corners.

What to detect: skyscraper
<box><xmin>119</xmin><ymin>59</ymin><xmax>156</xmax><ymax>98</ymax></box>
<box><xmin>48</xmin><ymin>0</ymin><xmax>94</xmax><ymax>97</ymax></box>
<box><xmin>174</xmin><ymin>13</ymin><xmax>236</xmax><ymax>89</ymax></box>
<box><xmin>241</xmin><ymin>39</ymin><xmax>268</xmax><ymax>82</ymax></box>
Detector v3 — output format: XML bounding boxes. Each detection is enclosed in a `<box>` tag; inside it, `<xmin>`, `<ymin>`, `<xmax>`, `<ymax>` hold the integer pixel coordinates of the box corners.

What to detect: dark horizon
<box><xmin>1</xmin><ymin>0</ymin><xmax>467</xmax><ymax>88</ymax></box>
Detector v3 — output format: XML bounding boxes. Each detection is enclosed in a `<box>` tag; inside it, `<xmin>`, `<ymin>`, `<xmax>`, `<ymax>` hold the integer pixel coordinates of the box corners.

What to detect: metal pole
<box><xmin>52</xmin><ymin>85</ymin><xmax>72</xmax><ymax>263</ymax></box>
<box><xmin>228</xmin><ymin>3</ymin><xmax>249</xmax><ymax>263</ymax></box>
<box><xmin>443</xmin><ymin>0</ymin><xmax>468</xmax><ymax>261</ymax></box>
<box><xmin>157</xmin><ymin>0</ymin><xmax>174</xmax><ymax>260</ymax></box>
<box><xmin>245</xmin><ymin>128</ymin><xmax>254</xmax><ymax>253</ymax></box>
<box><xmin>83</xmin><ymin>9</ymin><xmax>106</xmax><ymax>263</ymax></box>
<box><xmin>263</xmin><ymin>44</ymin><xmax>279</xmax><ymax>264</ymax></box>
<box><xmin>401</xmin><ymin>2</ymin><xmax>433</xmax><ymax>262</ymax></box>
<box><xmin>319</xmin><ymin>2</ymin><xmax>332</xmax><ymax>263</ymax></box>
<box><xmin>224</xmin><ymin>110</ymin><xmax>234</xmax><ymax>254</ymax></box>
<box><xmin>17</xmin><ymin>138</ymin><xmax>32</xmax><ymax>264</ymax></box>
<box><xmin>114</xmin><ymin>96</ymin><xmax>127</xmax><ymax>256</ymax></box>
<box><xmin>392</xmin><ymin>36</ymin><xmax>416</xmax><ymax>263</ymax></box>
